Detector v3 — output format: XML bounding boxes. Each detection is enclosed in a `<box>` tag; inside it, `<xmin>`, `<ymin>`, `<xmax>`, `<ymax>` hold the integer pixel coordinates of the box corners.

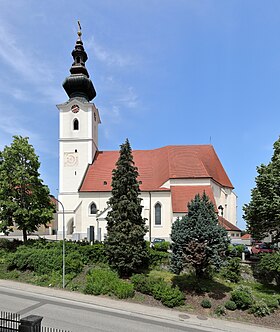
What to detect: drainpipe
<box><xmin>149</xmin><ymin>191</ymin><xmax>152</xmax><ymax>242</ymax></box>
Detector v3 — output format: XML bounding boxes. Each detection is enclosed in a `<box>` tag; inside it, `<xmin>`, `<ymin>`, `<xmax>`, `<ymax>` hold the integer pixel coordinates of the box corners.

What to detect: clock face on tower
<box><xmin>71</xmin><ymin>104</ymin><xmax>80</xmax><ymax>113</ymax></box>
<box><xmin>64</xmin><ymin>152</ymin><xmax>78</xmax><ymax>167</ymax></box>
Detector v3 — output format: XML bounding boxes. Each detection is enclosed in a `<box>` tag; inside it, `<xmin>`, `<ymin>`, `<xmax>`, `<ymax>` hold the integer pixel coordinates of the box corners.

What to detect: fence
<box><xmin>0</xmin><ymin>311</ymin><xmax>20</xmax><ymax>331</ymax></box>
<box><xmin>0</xmin><ymin>312</ymin><xmax>71</xmax><ymax>332</ymax></box>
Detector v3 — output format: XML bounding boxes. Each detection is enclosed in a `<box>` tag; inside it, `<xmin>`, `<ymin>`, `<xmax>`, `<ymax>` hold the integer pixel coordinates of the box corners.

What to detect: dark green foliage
<box><xmin>249</xmin><ymin>300</ymin><xmax>270</xmax><ymax>317</ymax></box>
<box><xmin>256</xmin><ymin>252</ymin><xmax>280</xmax><ymax>286</ymax></box>
<box><xmin>0</xmin><ymin>239</ymin><xmax>22</xmax><ymax>252</ymax></box>
<box><xmin>220</xmin><ymin>257</ymin><xmax>241</xmax><ymax>283</ymax></box>
<box><xmin>148</xmin><ymin>248</ymin><xmax>170</xmax><ymax>267</ymax></box>
<box><xmin>130</xmin><ymin>273</ymin><xmax>185</xmax><ymax>308</ymax></box>
<box><xmin>201</xmin><ymin>298</ymin><xmax>212</xmax><ymax>308</ymax></box>
<box><xmin>6</xmin><ymin>245</ymin><xmax>83</xmax><ymax>275</ymax></box>
<box><xmin>153</xmin><ymin>241</ymin><xmax>170</xmax><ymax>252</ymax></box>
<box><xmin>243</xmin><ymin>137</ymin><xmax>280</xmax><ymax>243</ymax></box>
<box><xmin>0</xmin><ymin>136</ymin><xmax>54</xmax><ymax>242</ymax></box>
<box><xmin>230</xmin><ymin>285</ymin><xmax>254</xmax><ymax>310</ymax></box>
<box><xmin>84</xmin><ymin>268</ymin><xmax>135</xmax><ymax>299</ymax></box>
<box><xmin>171</xmin><ymin>193</ymin><xmax>229</xmax><ymax>277</ymax></box>
<box><xmin>105</xmin><ymin>139</ymin><xmax>148</xmax><ymax>277</ymax></box>
<box><xmin>224</xmin><ymin>300</ymin><xmax>237</xmax><ymax>311</ymax></box>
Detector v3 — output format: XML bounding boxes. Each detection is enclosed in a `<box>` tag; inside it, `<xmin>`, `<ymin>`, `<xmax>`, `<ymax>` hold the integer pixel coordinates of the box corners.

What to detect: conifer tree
<box><xmin>243</xmin><ymin>137</ymin><xmax>280</xmax><ymax>242</ymax></box>
<box><xmin>171</xmin><ymin>193</ymin><xmax>229</xmax><ymax>277</ymax></box>
<box><xmin>0</xmin><ymin>136</ymin><xmax>54</xmax><ymax>242</ymax></box>
<box><xmin>105</xmin><ymin>139</ymin><xmax>148</xmax><ymax>277</ymax></box>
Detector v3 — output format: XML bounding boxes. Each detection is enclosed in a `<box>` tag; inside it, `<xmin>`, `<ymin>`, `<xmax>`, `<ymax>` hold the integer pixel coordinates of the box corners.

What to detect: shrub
<box><xmin>130</xmin><ymin>273</ymin><xmax>185</xmax><ymax>308</ymax></box>
<box><xmin>214</xmin><ymin>305</ymin><xmax>226</xmax><ymax>316</ymax></box>
<box><xmin>159</xmin><ymin>285</ymin><xmax>185</xmax><ymax>308</ymax></box>
<box><xmin>249</xmin><ymin>300</ymin><xmax>270</xmax><ymax>317</ymax></box>
<box><xmin>220</xmin><ymin>257</ymin><xmax>241</xmax><ymax>283</ymax></box>
<box><xmin>131</xmin><ymin>274</ymin><xmax>158</xmax><ymax>295</ymax></box>
<box><xmin>230</xmin><ymin>285</ymin><xmax>254</xmax><ymax>310</ymax></box>
<box><xmin>85</xmin><ymin>268</ymin><xmax>135</xmax><ymax>299</ymax></box>
<box><xmin>148</xmin><ymin>249</ymin><xmax>170</xmax><ymax>267</ymax></box>
<box><xmin>113</xmin><ymin>281</ymin><xmax>135</xmax><ymax>299</ymax></box>
<box><xmin>201</xmin><ymin>299</ymin><xmax>212</xmax><ymax>308</ymax></box>
<box><xmin>263</xmin><ymin>297</ymin><xmax>279</xmax><ymax>312</ymax></box>
<box><xmin>224</xmin><ymin>300</ymin><xmax>237</xmax><ymax>311</ymax></box>
<box><xmin>153</xmin><ymin>241</ymin><xmax>170</xmax><ymax>252</ymax></box>
<box><xmin>256</xmin><ymin>252</ymin><xmax>280</xmax><ymax>286</ymax></box>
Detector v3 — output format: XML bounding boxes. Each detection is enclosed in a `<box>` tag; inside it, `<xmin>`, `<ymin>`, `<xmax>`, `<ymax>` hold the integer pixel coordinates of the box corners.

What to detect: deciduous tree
<box><xmin>243</xmin><ymin>137</ymin><xmax>280</xmax><ymax>243</ymax></box>
<box><xmin>0</xmin><ymin>136</ymin><xmax>54</xmax><ymax>242</ymax></box>
<box><xmin>105</xmin><ymin>139</ymin><xmax>148</xmax><ymax>277</ymax></box>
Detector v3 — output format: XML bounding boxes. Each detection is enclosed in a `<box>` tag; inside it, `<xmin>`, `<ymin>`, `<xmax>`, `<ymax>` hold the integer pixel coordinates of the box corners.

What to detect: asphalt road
<box><xmin>0</xmin><ymin>286</ymin><xmax>212</xmax><ymax>332</ymax></box>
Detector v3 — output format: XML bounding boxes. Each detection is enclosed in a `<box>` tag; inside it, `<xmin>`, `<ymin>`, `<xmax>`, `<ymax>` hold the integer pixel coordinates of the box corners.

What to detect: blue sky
<box><xmin>1</xmin><ymin>0</ymin><xmax>280</xmax><ymax>230</ymax></box>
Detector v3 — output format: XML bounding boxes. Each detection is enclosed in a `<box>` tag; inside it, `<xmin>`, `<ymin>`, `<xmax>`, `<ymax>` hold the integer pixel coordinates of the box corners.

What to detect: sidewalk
<box><xmin>0</xmin><ymin>279</ymin><xmax>279</xmax><ymax>332</ymax></box>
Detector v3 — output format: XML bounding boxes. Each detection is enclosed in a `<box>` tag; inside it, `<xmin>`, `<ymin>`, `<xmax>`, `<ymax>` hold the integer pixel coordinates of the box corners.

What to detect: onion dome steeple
<box><xmin>63</xmin><ymin>22</ymin><xmax>96</xmax><ymax>101</ymax></box>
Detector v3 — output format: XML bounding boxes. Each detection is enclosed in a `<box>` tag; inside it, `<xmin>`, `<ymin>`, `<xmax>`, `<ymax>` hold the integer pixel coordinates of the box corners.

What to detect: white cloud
<box><xmin>0</xmin><ymin>25</ymin><xmax>53</xmax><ymax>84</ymax></box>
<box><xmin>86</xmin><ymin>37</ymin><xmax>136</xmax><ymax>67</ymax></box>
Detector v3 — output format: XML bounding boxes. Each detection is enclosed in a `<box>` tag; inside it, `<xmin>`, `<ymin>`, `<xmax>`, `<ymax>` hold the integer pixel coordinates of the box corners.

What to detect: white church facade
<box><xmin>57</xmin><ymin>28</ymin><xmax>240</xmax><ymax>242</ymax></box>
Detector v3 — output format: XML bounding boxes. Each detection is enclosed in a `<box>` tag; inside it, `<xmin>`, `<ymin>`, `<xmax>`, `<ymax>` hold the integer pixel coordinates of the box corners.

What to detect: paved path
<box><xmin>0</xmin><ymin>279</ymin><xmax>278</xmax><ymax>332</ymax></box>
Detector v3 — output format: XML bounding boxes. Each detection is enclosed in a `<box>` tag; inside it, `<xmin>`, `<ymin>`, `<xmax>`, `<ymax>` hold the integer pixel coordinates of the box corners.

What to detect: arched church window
<box><xmin>73</xmin><ymin>119</ymin><xmax>79</xmax><ymax>130</ymax></box>
<box><xmin>155</xmin><ymin>203</ymin><xmax>162</xmax><ymax>225</ymax></box>
<box><xmin>90</xmin><ymin>202</ymin><xmax>97</xmax><ymax>215</ymax></box>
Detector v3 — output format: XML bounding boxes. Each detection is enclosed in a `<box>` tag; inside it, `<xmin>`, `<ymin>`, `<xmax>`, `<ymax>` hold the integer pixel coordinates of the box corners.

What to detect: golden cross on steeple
<box><xmin>77</xmin><ymin>20</ymin><xmax>82</xmax><ymax>37</ymax></box>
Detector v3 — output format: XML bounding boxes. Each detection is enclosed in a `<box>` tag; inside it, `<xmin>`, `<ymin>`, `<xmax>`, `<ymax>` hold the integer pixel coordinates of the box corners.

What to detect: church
<box><xmin>57</xmin><ymin>27</ymin><xmax>241</xmax><ymax>242</ymax></box>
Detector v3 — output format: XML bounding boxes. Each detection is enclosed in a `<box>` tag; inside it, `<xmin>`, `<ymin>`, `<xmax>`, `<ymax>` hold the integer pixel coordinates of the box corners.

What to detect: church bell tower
<box><xmin>57</xmin><ymin>23</ymin><xmax>100</xmax><ymax>195</ymax></box>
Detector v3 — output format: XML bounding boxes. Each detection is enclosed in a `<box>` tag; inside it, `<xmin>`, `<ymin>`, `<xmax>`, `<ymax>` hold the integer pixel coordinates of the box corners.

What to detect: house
<box><xmin>57</xmin><ymin>27</ymin><xmax>240</xmax><ymax>241</ymax></box>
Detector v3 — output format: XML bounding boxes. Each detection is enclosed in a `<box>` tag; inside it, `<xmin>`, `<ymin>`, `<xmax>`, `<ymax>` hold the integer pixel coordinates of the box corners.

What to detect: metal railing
<box><xmin>0</xmin><ymin>311</ymin><xmax>20</xmax><ymax>332</ymax></box>
<box><xmin>0</xmin><ymin>312</ymin><xmax>71</xmax><ymax>332</ymax></box>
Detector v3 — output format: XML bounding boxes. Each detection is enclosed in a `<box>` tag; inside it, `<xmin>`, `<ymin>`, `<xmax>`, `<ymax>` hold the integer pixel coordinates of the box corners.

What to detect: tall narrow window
<box><xmin>73</xmin><ymin>119</ymin><xmax>79</xmax><ymax>130</ymax></box>
<box><xmin>155</xmin><ymin>203</ymin><xmax>161</xmax><ymax>225</ymax></box>
<box><xmin>90</xmin><ymin>202</ymin><xmax>97</xmax><ymax>215</ymax></box>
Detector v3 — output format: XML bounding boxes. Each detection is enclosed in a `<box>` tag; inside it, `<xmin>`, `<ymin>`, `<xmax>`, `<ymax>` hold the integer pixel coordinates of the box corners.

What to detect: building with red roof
<box><xmin>56</xmin><ymin>27</ymin><xmax>240</xmax><ymax>241</ymax></box>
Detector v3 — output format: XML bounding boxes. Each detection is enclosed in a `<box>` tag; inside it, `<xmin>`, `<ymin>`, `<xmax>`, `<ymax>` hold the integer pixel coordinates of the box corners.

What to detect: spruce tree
<box><xmin>0</xmin><ymin>136</ymin><xmax>54</xmax><ymax>242</ymax></box>
<box><xmin>105</xmin><ymin>139</ymin><xmax>148</xmax><ymax>277</ymax></box>
<box><xmin>171</xmin><ymin>193</ymin><xmax>229</xmax><ymax>277</ymax></box>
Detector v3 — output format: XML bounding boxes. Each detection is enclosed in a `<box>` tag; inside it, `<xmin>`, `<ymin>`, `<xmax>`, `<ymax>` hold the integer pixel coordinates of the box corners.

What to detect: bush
<box><xmin>220</xmin><ymin>257</ymin><xmax>241</xmax><ymax>283</ymax></box>
<box><xmin>85</xmin><ymin>268</ymin><xmax>135</xmax><ymax>299</ymax></box>
<box><xmin>153</xmin><ymin>241</ymin><xmax>170</xmax><ymax>252</ymax></box>
<box><xmin>214</xmin><ymin>305</ymin><xmax>226</xmax><ymax>316</ymax></box>
<box><xmin>201</xmin><ymin>299</ymin><xmax>212</xmax><ymax>308</ymax></box>
<box><xmin>131</xmin><ymin>274</ymin><xmax>158</xmax><ymax>295</ymax></box>
<box><xmin>148</xmin><ymin>248</ymin><xmax>170</xmax><ymax>267</ymax></box>
<box><xmin>249</xmin><ymin>300</ymin><xmax>270</xmax><ymax>317</ymax></box>
<box><xmin>230</xmin><ymin>285</ymin><xmax>254</xmax><ymax>310</ymax></box>
<box><xmin>159</xmin><ymin>285</ymin><xmax>185</xmax><ymax>308</ymax></box>
<box><xmin>256</xmin><ymin>252</ymin><xmax>280</xmax><ymax>286</ymax></box>
<box><xmin>224</xmin><ymin>300</ymin><xmax>237</xmax><ymax>311</ymax></box>
<box><xmin>131</xmin><ymin>273</ymin><xmax>185</xmax><ymax>308</ymax></box>
<box><xmin>262</xmin><ymin>297</ymin><xmax>279</xmax><ymax>312</ymax></box>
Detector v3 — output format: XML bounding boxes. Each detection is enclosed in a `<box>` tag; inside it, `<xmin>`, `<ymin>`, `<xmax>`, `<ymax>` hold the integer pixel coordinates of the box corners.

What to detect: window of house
<box><xmin>155</xmin><ymin>203</ymin><xmax>161</xmax><ymax>225</ymax></box>
<box><xmin>73</xmin><ymin>119</ymin><xmax>79</xmax><ymax>130</ymax></box>
<box><xmin>90</xmin><ymin>202</ymin><xmax>97</xmax><ymax>215</ymax></box>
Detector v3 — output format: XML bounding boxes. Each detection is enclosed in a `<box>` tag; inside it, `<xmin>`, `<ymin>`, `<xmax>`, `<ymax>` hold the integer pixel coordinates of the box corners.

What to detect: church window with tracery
<box><xmin>89</xmin><ymin>202</ymin><xmax>97</xmax><ymax>215</ymax></box>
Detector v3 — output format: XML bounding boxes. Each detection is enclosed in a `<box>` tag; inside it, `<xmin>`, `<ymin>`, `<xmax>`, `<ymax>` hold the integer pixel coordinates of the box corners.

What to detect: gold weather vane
<box><xmin>77</xmin><ymin>20</ymin><xmax>82</xmax><ymax>37</ymax></box>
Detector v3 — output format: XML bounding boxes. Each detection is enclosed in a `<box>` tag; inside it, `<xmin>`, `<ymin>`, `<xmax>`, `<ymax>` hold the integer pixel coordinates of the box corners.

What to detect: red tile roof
<box><xmin>241</xmin><ymin>233</ymin><xmax>251</xmax><ymax>240</ymax></box>
<box><xmin>218</xmin><ymin>216</ymin><xmax>241</xmax><ymax>231</ymax></box>
<box><xmin>171</xmin><ymin>185</ymin><xmax>217</xmax><ymax>213</ymax></box>
<box><xmin>79</xmin><ymin>145</ymin><xmax>233</xmax><ymax>192</ymax></box>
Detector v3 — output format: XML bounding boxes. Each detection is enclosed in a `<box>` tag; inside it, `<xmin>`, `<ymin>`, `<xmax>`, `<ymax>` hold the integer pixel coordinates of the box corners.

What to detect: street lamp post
<box><xmin>56</xmin><ymin>198</ymin><xmax>65</xmax><ymax>289</ymax></box>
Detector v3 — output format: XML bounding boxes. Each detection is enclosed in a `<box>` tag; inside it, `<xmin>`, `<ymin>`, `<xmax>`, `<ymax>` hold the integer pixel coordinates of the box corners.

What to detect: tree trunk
<box><xmin>22</xmin><ymin>228</ymin><xmax>28</xmax><ymax>243</ymax></box>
